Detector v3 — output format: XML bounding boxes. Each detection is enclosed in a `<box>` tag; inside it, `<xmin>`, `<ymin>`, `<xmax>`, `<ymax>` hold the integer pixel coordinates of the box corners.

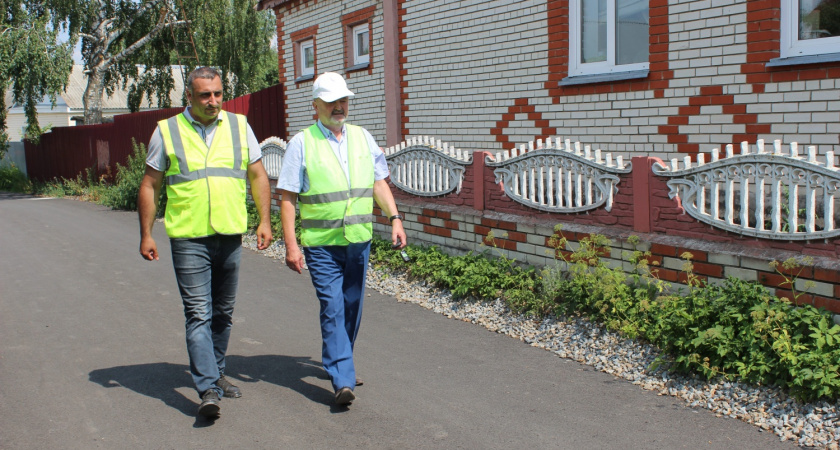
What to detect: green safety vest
<box><xmin>158</xmin><ymin>111</ymin><xmax>249</xmax><ymax>238</ymax></box>
<box><xmin>299</xmin><ymin>123</ymin><xmax>374</xmax><ymax>247</ymax></box>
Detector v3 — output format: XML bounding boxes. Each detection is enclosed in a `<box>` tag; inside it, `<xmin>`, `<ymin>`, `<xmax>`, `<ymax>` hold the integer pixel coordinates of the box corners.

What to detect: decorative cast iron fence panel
<box><xmin>487</xmin><ymin>138</ymin><xmax>631</xmax><ymax>213</ymax></box>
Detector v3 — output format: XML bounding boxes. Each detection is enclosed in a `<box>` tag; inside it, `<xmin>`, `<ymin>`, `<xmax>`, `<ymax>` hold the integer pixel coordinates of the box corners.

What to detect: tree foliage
<box><xmin>0</xmin><ymin>0</ymin><xmax>74</xmax><ymax>154</ymax></box>
<box><xmin>1</xmin><ymin>0</ymin><xmax>277</xmax><ymax>142</ymax></box>
<box><xmin>121</xmin><ymin>0</ymin><xmax>279</xmax><ymax>112</ymax></box>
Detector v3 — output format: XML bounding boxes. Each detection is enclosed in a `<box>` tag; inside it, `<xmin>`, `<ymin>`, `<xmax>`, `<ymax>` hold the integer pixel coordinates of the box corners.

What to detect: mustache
<box><xmin>332</xmin><ymin>110</ymin><xmax>345</xmax><ymax>114</ymax></box>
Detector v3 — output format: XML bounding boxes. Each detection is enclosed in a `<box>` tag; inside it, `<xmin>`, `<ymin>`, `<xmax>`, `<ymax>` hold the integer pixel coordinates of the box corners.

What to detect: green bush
<box><xmin>101</xmin><ymin>139</ymin><xmax>162</xmax><ymax>211</ymax></box>
<box><xmin>246</xmin><ymin>201</ymin><xmax>288</xmax><ymax>241</ymax></box>
<box><xmin>646</xmin><ymin>277</ymin><xmax>840</xmax><ymax>402</ymax></box>
<box><xmin>29</xmin><ymin>167</ymin><xmax>105</xmax><ymax>200</ymax></box>
<box><xmin>0</xmin><ymin>164</ymin><xmax>32</xmax><ymax>193</ymax></box>
<box><xmin>369</xmin><ymin>230</ymin><xmax>840</xmax><ymax>402</ymax></box>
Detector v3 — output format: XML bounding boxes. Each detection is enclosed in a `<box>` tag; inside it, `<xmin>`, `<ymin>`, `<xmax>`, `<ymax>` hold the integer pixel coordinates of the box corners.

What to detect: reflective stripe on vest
<box><xmin>299</xmin><ymin>123</ymin><xmax>374</xmax><ymax>247</ymax></box>
<box><xmin>159</xmin><ymin>111</ymin><xmax>249</xmax><ymax>238</ymax></box>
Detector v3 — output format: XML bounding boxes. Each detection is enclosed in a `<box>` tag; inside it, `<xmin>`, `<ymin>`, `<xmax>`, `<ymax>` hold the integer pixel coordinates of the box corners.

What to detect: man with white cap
<box><xmin>277</xmin><ymin>72</ymin><xmax>406</xmax><ymax>406</ymax></box>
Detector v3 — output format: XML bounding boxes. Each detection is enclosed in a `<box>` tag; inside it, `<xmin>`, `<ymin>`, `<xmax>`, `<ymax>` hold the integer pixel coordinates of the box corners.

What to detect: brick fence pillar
<box><xmin>632</xmin><ymin>156</ymin><xmax>655</xmax><ymax>233</ymax></box>
<box><xmin>473</xmin><ymin>151</ymin><xmax>490</xmax><ymax>211</ymax></box>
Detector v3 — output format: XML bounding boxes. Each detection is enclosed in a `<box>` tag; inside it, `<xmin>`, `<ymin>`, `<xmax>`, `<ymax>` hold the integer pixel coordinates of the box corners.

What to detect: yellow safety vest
<box><xmin>158</xmin><ymin>111</ymin><xmax>249</xmax><ymax>238</ymax></box>
<box><xmin>299</xmin><ymin>123</ymin><xmax>374</xmax><ymax>247</ymax></box>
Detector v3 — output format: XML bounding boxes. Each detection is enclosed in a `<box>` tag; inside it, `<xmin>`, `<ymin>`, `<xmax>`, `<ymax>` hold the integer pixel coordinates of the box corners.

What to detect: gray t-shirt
<box><xmin>145</xmin><ymin>108</ymin><xmax>262</xmax><ymax>171</ymax></box>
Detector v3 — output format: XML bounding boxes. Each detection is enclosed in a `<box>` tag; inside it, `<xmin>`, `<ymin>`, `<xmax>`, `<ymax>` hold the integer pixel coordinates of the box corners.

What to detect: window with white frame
<box><xmin>781</xmin><ymin>0</ymin><xmax>840</xmax><ymax>58</ymax></box>
<box><xmin>568</xmin><ymin>0</ymin><xmax>649</xmax><ymax>77</ymax></box>
<box><xmin>300</xmin><ymin>39</ymin><xmax>315</xmax><ymax>77</ymax></box>
<box><xmin>352</xmin><ymin>24</ymin><xmax>370</xmax><ymax>66</ymax></box>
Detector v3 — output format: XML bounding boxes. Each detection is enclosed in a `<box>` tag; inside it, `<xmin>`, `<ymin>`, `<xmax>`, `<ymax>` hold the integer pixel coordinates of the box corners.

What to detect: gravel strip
<box><xmin>244</xmin><ymin>236</ymin><xmax>840</xmax><ymax>449</ymax></box>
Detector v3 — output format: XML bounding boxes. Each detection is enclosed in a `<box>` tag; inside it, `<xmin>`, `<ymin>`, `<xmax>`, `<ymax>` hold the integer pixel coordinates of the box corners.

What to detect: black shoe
<box><xmin>335</xmin><ymin>387</ymin><xmax>355</xmax><ymax>406</ymax></box>
<box><xmin>355</xmin><ymin>378</ymin><xmax>363</xmax><ymax>386</ymax></box>
<box><xmin>217</xmin><ymin>375</ymin><xmax>241</xmax><ymax>398</ymax></box>
<box><xmin>198</xmin><ymin>390</ymin><xmax>221</xmax><ymax>418</ymax></box>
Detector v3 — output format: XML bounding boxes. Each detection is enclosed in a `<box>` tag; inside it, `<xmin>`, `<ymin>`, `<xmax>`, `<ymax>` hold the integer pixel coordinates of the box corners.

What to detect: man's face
<box><xmin>187</xmin><ymin>76</ymin><xmax>223</xmax><ymax>125</ymax></box>
<box><xmin>313</xmin><ymin>97</ymin><xmax>349</xmax><ymax>129</ymax></box>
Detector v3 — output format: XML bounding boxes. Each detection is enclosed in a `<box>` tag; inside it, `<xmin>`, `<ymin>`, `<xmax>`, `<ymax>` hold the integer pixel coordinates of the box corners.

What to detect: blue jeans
<box><xmin>303</xmin><ymin>242</ymin><xmax>370</xmax><ymax>392</ymax></box>
<box><xmin>170</xmin><ymin>235</ymin><xmax>242</xmax><ymax>397</ymax></box>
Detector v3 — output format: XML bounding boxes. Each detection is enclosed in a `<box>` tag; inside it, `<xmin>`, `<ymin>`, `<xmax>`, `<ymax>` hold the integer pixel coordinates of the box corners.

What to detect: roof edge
<box><xmin>255</xmin><ymin>0</ymin><xmax>289</xmax><ymax>11</ymax></box>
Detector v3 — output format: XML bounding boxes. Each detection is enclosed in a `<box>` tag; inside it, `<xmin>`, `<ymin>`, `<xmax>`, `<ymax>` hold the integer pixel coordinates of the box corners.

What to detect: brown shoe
<box><xmin>335</xmin><ymin>387</ymin><xmax>355</xmax><ymax>406</ymax></box>
<box><xmin>217</xmin><ymin>375</ymin><xmax>241</xmax><ymax>398</ymax></box>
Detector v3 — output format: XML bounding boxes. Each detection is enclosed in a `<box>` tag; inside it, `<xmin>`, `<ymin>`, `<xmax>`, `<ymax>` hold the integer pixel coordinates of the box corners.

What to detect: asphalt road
<box><xmin>0</xmin><ymin>192</ymin><xmax>795</xmax><ymax>449</ymax></box>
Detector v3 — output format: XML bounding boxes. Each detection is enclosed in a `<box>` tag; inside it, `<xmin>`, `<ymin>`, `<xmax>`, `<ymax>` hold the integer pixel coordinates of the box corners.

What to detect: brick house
<box><xmin>257</xmin><ymin>0</ymin><xmax>839</xmax><ymax>160</ymax></box>
<box><xmin>256</xmin><ymin>0</ymin><xmax>840</xmax><ymax>315</ymax></box>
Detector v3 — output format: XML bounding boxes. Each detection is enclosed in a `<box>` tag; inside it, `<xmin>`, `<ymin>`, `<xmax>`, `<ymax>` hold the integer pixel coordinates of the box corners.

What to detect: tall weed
<box><xmin>101</xmin><ymin>140</ymin><xmax>165</xmax><ymax>212</ymax></box>
<box><xmin>0</xmin><ymin>164</ymin><xmax>32</xmax><ymax>192</ymax></box>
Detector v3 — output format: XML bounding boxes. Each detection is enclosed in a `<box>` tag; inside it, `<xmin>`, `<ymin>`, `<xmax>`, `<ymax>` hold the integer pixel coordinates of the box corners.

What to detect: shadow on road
<box><xmin>225</xmin><ymin>354</ymin><xmax>336</xmax><ymax>407</ymax></box>
<box><xmin>89</xmin><ymin>355</ymin><xmax>346</xmax><ymax>423</ymax></box>
<box><xmin>0</xmin><ymin>191</ymin><xmax>39</xmax><ymax>201</ymax></box>
<box><xmin>88</xmin><ymin>362</ymin><xmax>200</xmax><ymax>418</ymax></box>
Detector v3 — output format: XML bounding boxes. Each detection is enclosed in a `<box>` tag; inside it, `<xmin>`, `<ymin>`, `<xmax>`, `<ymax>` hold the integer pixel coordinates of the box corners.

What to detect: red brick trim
<box><xmin>494</xmin><ymin>98</ymin><xmax>558</xmax><ymax>149</ymax></box>
<box><xmin>273</xmin><ymin>9</ymin><xmax>290</xmax><ymax>127</ymax></box>
<box><xmin>341</xmin><ymin>5</ymin><xmax>377</xmax><ymax>77</ymax></box>
<box><xmin>290</xmin><ymin>25</ymin><xmax>318</xmax><ymax>83</ymax></box>
<box><xmin>398</xmin><ymin>0</ymin><xmax>409</xmax><ymax>138</ymax></box>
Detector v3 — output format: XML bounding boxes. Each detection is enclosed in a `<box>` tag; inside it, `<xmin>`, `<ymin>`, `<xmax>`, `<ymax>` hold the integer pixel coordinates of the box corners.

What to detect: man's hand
<box><xmin>285</xmin><ymin>243</ymin><xmax>305</xmax><ymax>274</ymax></box>
<box><xmin>140</xmin><ymin>236</ymin><xmax>159</xmax><ymax>261</ymax></box>
<box><xmin>391</xmin><ymin>220</ymin><xmax>407</xmax><ymax>249</ymax></box>
<box><xmin>138</xmin><ymin>166</ymin><xmax>163</xmax><ymax>261</ymax></box>
<box><xmin>255</xmin><ymin>222</ymin><xmax>272</xmax><ymax>250</ymax></box>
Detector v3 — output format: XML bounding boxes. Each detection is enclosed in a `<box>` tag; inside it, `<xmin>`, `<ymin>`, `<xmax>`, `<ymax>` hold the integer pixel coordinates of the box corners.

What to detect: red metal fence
<box><xmin>24</xmin><ymin>83</ymin><xmax>285</xmax><ymax>181</ymax></box>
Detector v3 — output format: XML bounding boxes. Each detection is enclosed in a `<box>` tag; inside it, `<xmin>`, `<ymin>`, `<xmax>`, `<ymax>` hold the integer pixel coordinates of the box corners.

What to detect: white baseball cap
<box><xmin>312</xmin><ymin>72</ymin><xmax>355</xmax><ymax>102</ymax></box>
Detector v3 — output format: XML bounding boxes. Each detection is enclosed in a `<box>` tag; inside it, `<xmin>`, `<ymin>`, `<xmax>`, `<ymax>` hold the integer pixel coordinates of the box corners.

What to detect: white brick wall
<box><xmin>393</xmin><ymin>0</ymin><xmax>840</xmax><ymax>161</ymax></box>
<box><xmin>278</xmin><ymin>0</ymin><xmax>840</xmax><ymax>162</ymax></box>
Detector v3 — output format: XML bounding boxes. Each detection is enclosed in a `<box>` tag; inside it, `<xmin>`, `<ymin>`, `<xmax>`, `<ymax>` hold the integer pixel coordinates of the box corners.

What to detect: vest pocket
<box><xmin>166</xmin><ymin>200</ymin><xmax>190</xmax><ymax>221</ymax></box>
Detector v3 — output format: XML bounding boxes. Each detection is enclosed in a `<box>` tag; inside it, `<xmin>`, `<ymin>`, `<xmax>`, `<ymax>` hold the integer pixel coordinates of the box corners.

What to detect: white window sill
<box><xmin>767</xmin><ymin>52</ymin><xmax>840</xmax><ymax>67</ymax></box>
<box><xmin>559</xmin><ymin>70</ymin><xmax>649</xmax><ymax>86</ymax></box>
<box><xmin>346</xmin><ymin>63</ymin><xmax>369</xmax><ymax>72</ymax></box>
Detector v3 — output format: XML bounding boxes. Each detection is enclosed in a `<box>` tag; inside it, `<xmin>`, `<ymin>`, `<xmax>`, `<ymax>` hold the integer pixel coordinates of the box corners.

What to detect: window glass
<box><xmin>570</xmin><ymin>0</ymin><xmax>649</xmax><ymax>77</ymax></box>
<box><xmin>581</xmin><ymin>0</ymin><xmax>607</xmax><ymax>63</ymax></box>
<box><xmin>353</xmin><ymin>25</ymin><xmax>369</xmax><ymax>65</ymax></box>
<box><xmin>301</xmin><ymin>40</ymin><xmax>314</xmax><ymax>76</ymax></box>
<box><xmin>616</xmin><ymin>0</ymin><xmax>649</xmax><ymax>65</ymax></box>
<box><xmin>799</xmin><ymin>0</ymin><xmax>840</xmax><ymax>40</ymax></box>
<box><xmin>781</xmin><ymin>0</ymin><xmax>840</xmax><ymax>57</ymax></box>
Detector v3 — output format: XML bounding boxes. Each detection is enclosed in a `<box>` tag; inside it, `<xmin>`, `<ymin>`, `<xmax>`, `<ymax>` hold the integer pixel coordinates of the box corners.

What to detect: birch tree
<box><xmin>0</xmin><ymin>1</ymin><xmax>73</xmax><ymax>153</ymax></box>
<box><xmin>75</xmin><ymin>0</ymin><xmax>187</xmax><ymax>124</ymax></box>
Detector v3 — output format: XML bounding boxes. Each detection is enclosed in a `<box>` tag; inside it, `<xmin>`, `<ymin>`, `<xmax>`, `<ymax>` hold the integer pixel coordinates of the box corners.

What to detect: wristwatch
<box><xmin>389</xmin><ymin>214</ymin><xmax>403</xmax><ymax>223</ymax></box>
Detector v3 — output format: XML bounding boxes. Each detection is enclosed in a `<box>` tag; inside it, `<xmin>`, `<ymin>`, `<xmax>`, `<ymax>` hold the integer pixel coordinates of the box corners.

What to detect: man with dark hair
<box><xmin>137</xmin><ymin>66</ymin><xmax>272</xmax><ymax>419</ymax></box>
<box><xmin>278</xmin><ymin>72</ymin><xmax>406</xmax><ymax>407</ymax></box>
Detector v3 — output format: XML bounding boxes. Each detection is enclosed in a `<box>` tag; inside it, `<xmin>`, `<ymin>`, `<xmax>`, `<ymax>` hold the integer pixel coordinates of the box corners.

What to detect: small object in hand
<box><xmin>400</xmin><ymin>249</ymin><xmax>411</xmax><ymax>262</ymax></box>
<box><xmin>392</xmin><ymin>239</ymin><xmax>402</xmax><ymax>249</ymax></box>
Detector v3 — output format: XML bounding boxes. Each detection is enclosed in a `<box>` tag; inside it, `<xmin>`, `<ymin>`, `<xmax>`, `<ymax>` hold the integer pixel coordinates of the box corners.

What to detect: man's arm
<box><xmin>247</xmin><ymin>160</ymin><xmax>273</xmax><ymax>250</ymax></box>
<box><xmin>373</xmin><ymin>179</ymin><xmax>407</xmax><ymax>249</ymax></box>
<box><xmin>280</xmin><ymin>189</ymin><xmax>305</xmax><ymax>273</ymax></box>
<box><xmin>138</xmin><ymin>166</ymin><xmax>164</xmax><ymax>260</ymax></box>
